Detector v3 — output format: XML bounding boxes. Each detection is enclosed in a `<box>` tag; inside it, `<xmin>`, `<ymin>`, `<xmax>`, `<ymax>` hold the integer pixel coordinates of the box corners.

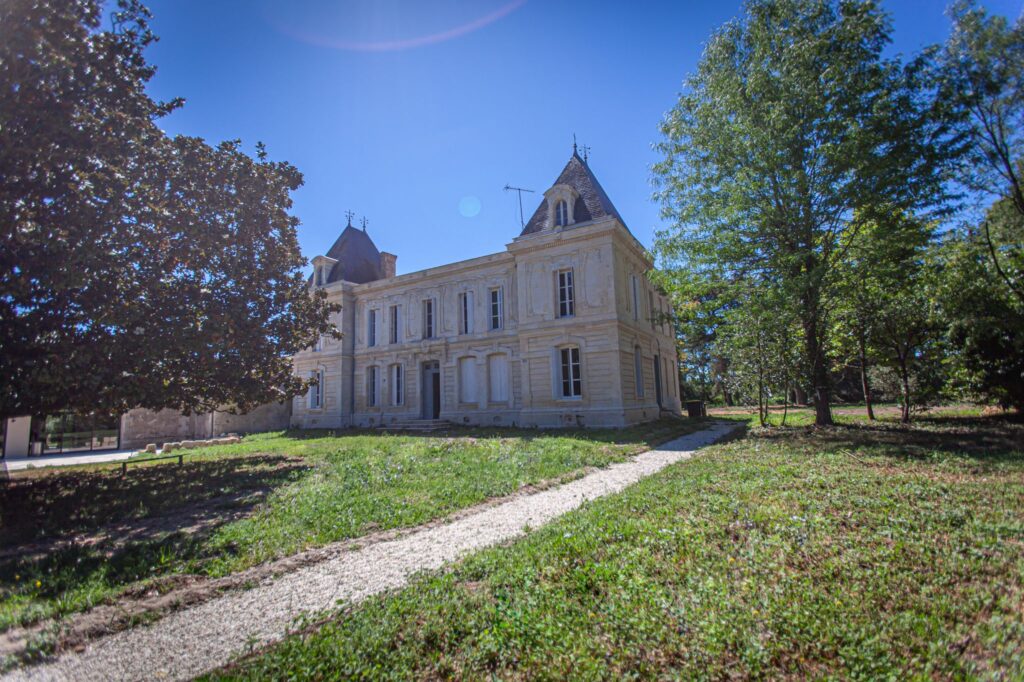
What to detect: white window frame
<box><xmin>555</xmin><ymin>200</ymin><xmax>568</xmax><ymax>227</ymax></box>
<box><xmin>489</xmin><ymin>287</ymin><xmax>503</xmax><ymax>331</ymax></box>
<box><xmin>458</xmin><ymin>356</ymin><xmax>477</xmax><ymax>404</ymax></box>
<box><xmin>390</xmin><ymin>364</ymin><xmax>404</xmax><ymax>406</ymax></box>
<box><xmin>557</xmin><ymin>269</ymin><xmax>575</xmax><ymax>318</ymax></box>
<box><xmin>308</xmin><ymin>369</ymin><xmax>324</xmax><ymax>410</ymax></box>
<box><xmin>631</xmin><ymin>274</ymin><xmax>640</xmax><ymax>321</ymax></box>
<box><xmin>634</xmin><ymin>346</ymin><xmax>644</xmax><ymax>398</ymax></box>
<box><xmin>422</xmin><ymin>298</ymin><xmax>434</xmax><ymax>339</ymax></box>
<box><xmin>458</xmin><ymin>291</ymin><xmax>474</xmax><ymax>335</ymax></box>
<box><xmin>389</xmin><ymin>304</ymin><xmax>401</xmax><ymax>345</ymax></box>
<box><xmin>488</xmin><ymin>353</ymin><xmax>509</xmax><ymax>403</ymax></box>
<box><xmin>558</xmin><ymin>346</ymin><xmax>582</xmax><ymax>399</ymax></box>
<box><xmin>367</xmin><ymin>366</ymin><xmax>379</xmax><ymax>407</ymax></box>
<box><xmin>367</xmin><ymin>309</ymin><xmax>377</xmax><ymax>347</ymax></box>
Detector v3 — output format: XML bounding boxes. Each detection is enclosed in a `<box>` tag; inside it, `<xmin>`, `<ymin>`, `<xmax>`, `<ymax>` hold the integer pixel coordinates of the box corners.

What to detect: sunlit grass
<box><xmin>210</xmin><ymin>414</ymin><xmax>1024</xmax><ymax>680</ymax></box>
<box><xmin>0</xmin><ymin>419</ymin><xmax>702</xmax><ymax>634</ymax></box>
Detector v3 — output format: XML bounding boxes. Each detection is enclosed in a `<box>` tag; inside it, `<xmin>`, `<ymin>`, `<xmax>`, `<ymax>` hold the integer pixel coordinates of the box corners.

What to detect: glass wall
<box><xmin>34</xmin><ymin>413</ymin><xmax>120</xmax><ymax>454</ymax></box>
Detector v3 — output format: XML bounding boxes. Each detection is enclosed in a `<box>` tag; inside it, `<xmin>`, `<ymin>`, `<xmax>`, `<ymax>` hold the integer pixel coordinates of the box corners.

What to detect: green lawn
<box><xmin>0</xmin><ymin>420</ymin><xmax>699</xmax><ymax>635</ymax></box>
<box><xmin>211</xmin><ymin>412</ymin><xmax>1024</xmax><ymax>680</ymax></box>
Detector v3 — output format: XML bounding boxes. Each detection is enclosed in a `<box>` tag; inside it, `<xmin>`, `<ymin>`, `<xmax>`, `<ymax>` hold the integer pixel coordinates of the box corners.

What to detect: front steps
<box><xmin>378</xmin><ymin>418</ymin><xmax>454</xmax><ymax>433</ymax></box>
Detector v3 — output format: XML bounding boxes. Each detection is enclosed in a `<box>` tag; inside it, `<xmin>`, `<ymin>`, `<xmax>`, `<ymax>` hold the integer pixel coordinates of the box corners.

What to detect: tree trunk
<box><xmin>858</xmin><ymin>335</ymin><xmax>875</xmax><ymax>421</ymax></box>
<box><xmin>897</xmin><ymin>353</ymin><xmax>912</xmax><ymax>424</ymax></box>
<box><xmin>803</xmin><ymin>311</ymin><xmax>833</xmax><ymax>426</ymax></box>
<box><xmin>793</xmin><ymin>385</ymin><xmax>807</xmax><ymax>406</ymax></box>
<box><xmin>781</xmin><ymin>383</ymin><xmax>789</xmax><ymax>427</ymax></box>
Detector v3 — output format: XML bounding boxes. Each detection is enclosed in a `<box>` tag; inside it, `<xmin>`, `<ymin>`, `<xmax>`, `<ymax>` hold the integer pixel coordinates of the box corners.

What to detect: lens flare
<box><xmin>265</xmin><ymin>0</ymin><xmax>527</xmax><ymax>52</ymax></box>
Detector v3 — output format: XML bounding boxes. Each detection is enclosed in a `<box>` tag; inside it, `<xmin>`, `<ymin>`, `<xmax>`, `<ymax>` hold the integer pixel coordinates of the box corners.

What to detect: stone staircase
<box><xmin>378</xmin><ymin>418</ymin><xmax>454</xmax><ymax>433</ymax></box>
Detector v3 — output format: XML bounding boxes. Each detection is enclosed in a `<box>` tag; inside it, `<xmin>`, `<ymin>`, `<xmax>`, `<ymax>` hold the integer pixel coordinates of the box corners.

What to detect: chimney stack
<box><xmin>379</xmin><ymin>252</ymin><xmax>397</xmax><ymax>279</ymax></box>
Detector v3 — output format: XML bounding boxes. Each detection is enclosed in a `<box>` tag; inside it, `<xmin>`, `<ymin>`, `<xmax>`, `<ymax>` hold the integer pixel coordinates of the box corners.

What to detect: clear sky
<box><xmin>143</xmin><ymin>0</ymin><xmax>1023</xmax><ymax>276</ymax></box>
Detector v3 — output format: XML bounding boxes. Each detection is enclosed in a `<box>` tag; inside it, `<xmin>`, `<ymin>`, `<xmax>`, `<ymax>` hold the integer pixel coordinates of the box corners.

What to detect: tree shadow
<box><xmin>1</xmin><ymin>455</ymin><xmax>309</xmax><ymax>549</ymax></box>
<box><xmin>751</xmin><ymin>413</ymin><xmax>1024</xmax><ymax>463</ymax></box>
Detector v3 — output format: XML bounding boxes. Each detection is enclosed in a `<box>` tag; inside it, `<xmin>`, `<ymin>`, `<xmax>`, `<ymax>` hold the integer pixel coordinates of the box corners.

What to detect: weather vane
<box><xmin>360</xmin><ymin>216</ymin><xmax>369</xmax><ymax>232</ymax></box>
<box><xmin>344</xmin><ymin>209</ymin><xmax>355</xmax><ymax>226</ymax></box>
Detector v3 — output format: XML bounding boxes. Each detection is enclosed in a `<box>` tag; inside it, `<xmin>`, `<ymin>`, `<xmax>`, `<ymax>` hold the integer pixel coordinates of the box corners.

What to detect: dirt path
<box><xmin>3</xmin><ymin>422</ymin><xmax>739</xmax><ymax>682</ymax></box>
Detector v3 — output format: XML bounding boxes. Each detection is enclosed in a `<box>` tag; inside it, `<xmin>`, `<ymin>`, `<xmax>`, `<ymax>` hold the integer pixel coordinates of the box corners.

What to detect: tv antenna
<box><xmin>504</xmin><ymin>184</ymin><xmax>535</xmax><ymax>228</ymax></box>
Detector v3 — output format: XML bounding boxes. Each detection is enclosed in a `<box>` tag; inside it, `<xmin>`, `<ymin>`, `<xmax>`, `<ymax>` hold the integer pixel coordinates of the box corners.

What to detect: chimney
<box><xmin>379</xmin><ymin>252</ymin><xmax>397</xmax><ymax>279</ymax></box>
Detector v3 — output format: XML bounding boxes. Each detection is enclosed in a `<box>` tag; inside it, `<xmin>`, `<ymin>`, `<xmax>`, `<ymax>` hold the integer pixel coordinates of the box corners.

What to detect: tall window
<box><xmin>555</xmin><ymin>200</ymin><xmax>569</xmax><ymax>226</ymax></box>
<box><xmin>459</xmin><ymin>357</ymin><xmax>477</xmax><ymax>403</ymax></box>
<box><xmin>458</xmin><ymin>291</ymin><xmax>473</xmax><ymax>335</ymax></box>
<box><xmin>631</xmin><ymin>274</ymin><xmax>640</xmax><ymax>321</ymax></box>
<box><xmin>367</xmin><ymin>309</ymin><xmax>377</xmax><ymax>347</ymax></box>
<box><xmin>389</xmin><ymin>305</ymin><xmax>401</xmax><ymax>344</ymax></box>
<box><xmin>308</xmin><ymin>369</ymin><xmax>323</xmax><ymax>409</ymax></box>
<box><xmin>367</xmin><ymin>366</ymin><xmax>379</xmax><ymax>407</ymax></box>
<box><xmin>559</xmin><ymin>347</ymin><xmax>582</xmax><ymax>398</ymax></box>
<box><xmin>489</xmin><ymin>287</ymin><xmax>503</xmax><ymax>331</ymax></box>
<box><xmin>634</xmin><ymin>346</ymin><xmax>645</xmax><ymax>398</ymax></box>
<box><xmin>422</xmin><ymin>298</ymin><xmax>434</xmax><ymax>339</ymax></box>
<box><xmin>488</xmin><ymin>354</ymin><xmax>509</xmax><ymax>403</ymax></box>
<box><xmin>557</xmin><ymin>269</ymin><xmax>575</xmax><ymax>318</ymax></box>
<box><xmin>390</xmin><ymin>364</ymin><xmax>403</xmax><ymax>406</ymax></box>
<box><xmin>648</xmin><ymin>290</ymin><xmax>656</xmax><ymax>329</ymax></box>
<box><xmin>312</xmin><ymin>335</ymin><xmax>323</xmax><ymax>353</ymax></box>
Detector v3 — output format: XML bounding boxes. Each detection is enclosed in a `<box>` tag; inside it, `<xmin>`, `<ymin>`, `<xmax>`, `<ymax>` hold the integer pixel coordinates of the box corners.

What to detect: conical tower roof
<box><xmin>520</xmin><ymin>151</ymin><xmax>624</xmax><ymax>236</ymax></box>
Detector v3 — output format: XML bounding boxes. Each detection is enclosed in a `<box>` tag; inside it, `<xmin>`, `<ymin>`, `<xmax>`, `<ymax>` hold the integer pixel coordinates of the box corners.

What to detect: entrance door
<box><xmin>421</xmin><ymin>362</ymin><xmax>441</xmax><ymax>419</ymax></box>
<box><xmin>653</xmin><ymin>355</ymin><xmax>663</xmax><ymax>409</ymax></box>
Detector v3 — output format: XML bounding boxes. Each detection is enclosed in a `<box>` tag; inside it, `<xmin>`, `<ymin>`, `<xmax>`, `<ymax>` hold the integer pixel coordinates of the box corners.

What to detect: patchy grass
<box><xmin>0</xmin><ymin>419</ymin><xmax>700</xmax><ymax>633</ymax></box>
<box><xmin>709</xmin><ymin>402</ymin><xmax>996</xmax><ymax>427</ymax></box>
<box><xmin>211</xmin><ymin>415</ymin><xmax>1024</xmax><ymax>680</ymax></box>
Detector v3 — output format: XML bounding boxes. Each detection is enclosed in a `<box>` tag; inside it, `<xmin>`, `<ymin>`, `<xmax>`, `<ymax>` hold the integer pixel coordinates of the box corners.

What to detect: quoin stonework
<box><xmin>2</xmin><ymin>151</ymin><xmax>682</xmax><ymax>457</ymax></box>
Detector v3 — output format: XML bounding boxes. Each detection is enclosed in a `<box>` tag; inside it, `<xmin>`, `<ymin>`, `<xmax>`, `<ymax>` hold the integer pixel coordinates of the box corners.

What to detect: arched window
<box><xmin>555</xmin><ymin>200</ymin><xmax>569</xmax><ymax>227</ymax></box>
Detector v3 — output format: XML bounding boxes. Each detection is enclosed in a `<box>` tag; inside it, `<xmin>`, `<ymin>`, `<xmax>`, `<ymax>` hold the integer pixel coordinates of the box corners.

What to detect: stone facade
<box><xmin>290</xmin><ymin>152</ymin><xmax>682</xmax><ymax>429</ymax></box>
<box><xmin>119</xmin><ymin>401</ymin><xmax>290</xmax><ymax>449</ymax></box>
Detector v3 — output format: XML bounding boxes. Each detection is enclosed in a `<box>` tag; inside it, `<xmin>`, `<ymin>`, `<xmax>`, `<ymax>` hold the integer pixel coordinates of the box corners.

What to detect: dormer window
<box><xmin>315</xmin><ymin>266</ymin><xmax>324</xmax><ymax>286</ymax></box>
<box><xmin>555</xmin><ymin>200</ymin><xmax>569</xmax><ymax>227</ymax></box>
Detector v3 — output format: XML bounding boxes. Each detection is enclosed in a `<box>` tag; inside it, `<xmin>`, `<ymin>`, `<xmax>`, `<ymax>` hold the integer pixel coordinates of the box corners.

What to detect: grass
<box><xmin>210</xmin><ymin>410</ymin><xmax>1024</xmax><ymax>680</ymax></box>
<box><xmin>0</xmin><ymin>419</ymin><xmax>700</xmax><ymax>634</ymax></box>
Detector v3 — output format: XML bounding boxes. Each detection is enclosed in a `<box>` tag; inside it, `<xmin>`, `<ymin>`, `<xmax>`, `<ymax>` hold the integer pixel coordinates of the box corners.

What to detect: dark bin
<box><xmin>684</xmin><ymin>400</ymin><xmax>705</xmax><ymax>419</ymax></box>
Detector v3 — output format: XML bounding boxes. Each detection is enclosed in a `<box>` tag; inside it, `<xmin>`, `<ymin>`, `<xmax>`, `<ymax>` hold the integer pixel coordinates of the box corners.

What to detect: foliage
<box><xmin>938</xmin><ymin>234</ymin><xmax>1024</xmax><ymax>411</ymax></box>
<box><xmin>0</xmin><ymin>0</ymin><xmax>336</xmax><ymax>420</ymax></box>
<box><xmin>654</xmin><ymin>0</ymin><xmax>959</xmax><ymax>425</ymax></box>
<box><xmin>209</xmin><ymin>415</ymin><xmax>1024</xmax><ymax>680</ymax></box>
<box><xmin>942</xmin><ymin>0</ymin><xmax>1024</xmax><ymax>304</ymax></box>
<box><xmin>0</xmin><ymin>420</ymin><xmax>701</xmax><ymax>633</ymax></box>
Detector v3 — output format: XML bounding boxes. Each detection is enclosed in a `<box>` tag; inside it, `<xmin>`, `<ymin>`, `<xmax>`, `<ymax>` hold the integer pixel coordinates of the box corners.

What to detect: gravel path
<box><xmin>6</xmin><ymin>422</ymin><xmax>738</xmax><ymax>682</ymax></box>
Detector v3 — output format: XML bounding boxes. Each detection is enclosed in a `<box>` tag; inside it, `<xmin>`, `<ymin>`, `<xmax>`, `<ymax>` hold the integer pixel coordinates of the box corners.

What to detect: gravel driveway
<box><xmin>5</xmin><ymin>422</ymin><xmax>738</xmax><ymax>682</ymax></box>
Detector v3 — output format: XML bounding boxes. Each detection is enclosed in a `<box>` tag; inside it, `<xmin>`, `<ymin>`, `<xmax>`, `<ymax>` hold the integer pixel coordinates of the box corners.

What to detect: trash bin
<box><xmin>684</xmin><ymin>400</ymin><xmax>705</xmax><ymax>419</ymax></box>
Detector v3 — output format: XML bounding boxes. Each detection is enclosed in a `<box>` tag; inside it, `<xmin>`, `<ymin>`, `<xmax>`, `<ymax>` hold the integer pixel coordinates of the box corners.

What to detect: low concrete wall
<box><xmin>121</xmin><ymin>401</ymin><xmax>292</xmax><ymax>450</ymax></box>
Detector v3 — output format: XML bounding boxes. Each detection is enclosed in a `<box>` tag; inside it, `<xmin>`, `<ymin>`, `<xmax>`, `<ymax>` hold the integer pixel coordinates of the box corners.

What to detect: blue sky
<box><xmin>143</xmin><ymin>0</ymin><xmax>1023</xmax><ymax>276</ymax></box>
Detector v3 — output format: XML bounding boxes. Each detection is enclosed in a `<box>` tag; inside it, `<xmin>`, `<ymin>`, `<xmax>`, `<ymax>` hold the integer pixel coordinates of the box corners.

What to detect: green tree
<box><xmin>942</xmin><ymin>1</ymin><xmax>1024</xmax><ymax>303</ymax></box>
<box><xmin>939</xmin><ymin>229</ymin><xmax>1024</xmax><ymax>411</ymax></box>
<box><xmin>654</xmin><ymin>0</ymin><xmax>958</xmax><ymax>426</ymax></box>
<box><xmin>0</xmin><ymin>0</ymin><xmax>337</xmax><ymax>421</ymax></box>
<box><xmin>831</xmin><ymin>211</ymin><xmax>935</xmax><ymax>421</ymax></box>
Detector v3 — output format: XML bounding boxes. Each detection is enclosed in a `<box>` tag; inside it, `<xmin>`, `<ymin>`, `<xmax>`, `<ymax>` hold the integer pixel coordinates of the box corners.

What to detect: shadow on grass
<box><xmin>751</xmin><ymin>413</ymin><xmax>1024</xmax><ymax>462</ymax></box>
<box><xmin>1</xmin><ymin>455</ymin><xmax>309</xmax><ymax>548</ymax></box>
<box><xmin>277</xmin><ymin>417</ymin><xmax>703</xmax><ymax>449</ymax></box>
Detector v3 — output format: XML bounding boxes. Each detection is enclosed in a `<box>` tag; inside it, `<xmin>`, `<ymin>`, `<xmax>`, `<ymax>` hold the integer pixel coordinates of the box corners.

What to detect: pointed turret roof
<box><xmin>520</xmin><ymin>151</ymin><xmax>624</xmax><ymax>236</ymax></box>
<box><xmin>323</xmin><ymin>221</ymin><xmax>384</xmax><ymax>284</ymax></box>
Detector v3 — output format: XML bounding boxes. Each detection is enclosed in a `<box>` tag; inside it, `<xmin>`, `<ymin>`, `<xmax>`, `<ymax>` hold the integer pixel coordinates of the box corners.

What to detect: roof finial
<box><xmin>580</xmin><ymin>143</ymin><xmax>591</xmax><ymax>163</ymax></box>
<box><xmin>344</xmin><ymin>209</ymin><xmax>355</xmax><ymax>227</ymax></box>
<box><xmin>573</xmin><ymin>133</ymin><xmax>578</xmax><ymax>156</ymax></box>
<box><xmin>360</xmin><ymin>216</ymin><xmax>368</xmax><ymax>232</ymax></box>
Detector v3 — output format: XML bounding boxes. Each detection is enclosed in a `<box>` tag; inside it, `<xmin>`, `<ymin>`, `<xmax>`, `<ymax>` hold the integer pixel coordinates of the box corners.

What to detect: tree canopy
<box><xmin>0</xmin><ymin>0</ymin><xmax>337</xmax><ymax>421</ymax></box>
<box><xmin>654</xmin><ymin>0</ymin><xmax>960</xmax><ymax>425</ymax></box>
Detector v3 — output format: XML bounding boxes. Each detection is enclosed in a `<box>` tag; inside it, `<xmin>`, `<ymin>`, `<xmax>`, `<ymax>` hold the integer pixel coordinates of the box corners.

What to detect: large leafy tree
<box><xmin>654</xmin><ymin>0</ymin><xmax>959</xmax><ymax>426</ymax></box>
<box><xmin>0</xmin><ymin>0</ymin><xmax>336</xmax><ymax>421</ymax></box>
<box><xmin>941</xmin><ymin>0</ymin><xmax>1024</xmax><ymax>304</ymax></box>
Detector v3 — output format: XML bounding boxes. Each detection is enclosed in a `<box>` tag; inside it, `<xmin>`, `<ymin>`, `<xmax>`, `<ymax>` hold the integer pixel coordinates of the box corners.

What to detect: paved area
<box><xmin>3</xmin><ymin>450</ymin><xmax>138</xmax><ymax>472</ymax></box>
<box><xmin>5</xmin><ymin>422</ymin><xmax>738</xmax><ymax>681</ymax></box>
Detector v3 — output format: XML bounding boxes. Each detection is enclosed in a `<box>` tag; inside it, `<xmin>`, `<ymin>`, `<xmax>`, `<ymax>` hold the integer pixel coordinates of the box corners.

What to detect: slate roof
<box><xmin>520</xmin><ymin>152</ymin><xmax>625</xmax><ymax>236</ymax></box>
<box><xmin>323</xmin><ymin>224</ymin><xmax>384</xmax><ymax>284</ymax></box>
